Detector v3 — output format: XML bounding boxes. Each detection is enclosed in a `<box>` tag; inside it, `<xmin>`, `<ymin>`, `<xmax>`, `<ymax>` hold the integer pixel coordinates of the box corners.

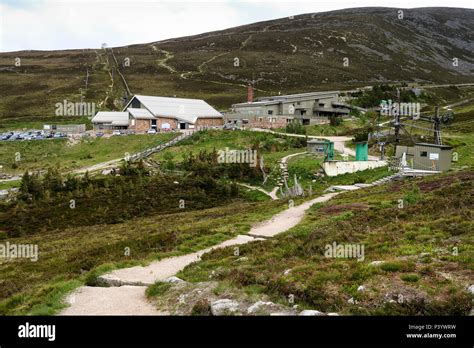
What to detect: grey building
<box><xmin>413</xmin><ymin>143</ymin><xmax>453</xmax><ymax>172</ymax></box>
<box><xmin>43</xmin><ymin>124</ymin><xmax>86</xmax><ymax>134</ymax></box>
<box><xmin>228</xmin><ymin>91</ymin><xmax>356</xmax><ymax>127</ymax></box>
<box><xmin>396</xmin><ymin>143</ymin><xmax>453</xmax><ymax>172</ymax></box>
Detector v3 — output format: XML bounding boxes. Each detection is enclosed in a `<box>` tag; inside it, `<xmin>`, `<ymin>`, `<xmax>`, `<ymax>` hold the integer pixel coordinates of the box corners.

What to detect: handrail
<box><xmin>128</xmin><ymin>131</ymin><xmax>194</xmax><ymax>162</ymax></box>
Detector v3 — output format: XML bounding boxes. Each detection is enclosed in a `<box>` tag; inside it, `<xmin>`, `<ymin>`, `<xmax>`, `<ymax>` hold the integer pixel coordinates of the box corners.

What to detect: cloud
<box><xmin>1</xmin><ymin>0</ymin><xmax>473</xmax><ymax>52</ymax></box>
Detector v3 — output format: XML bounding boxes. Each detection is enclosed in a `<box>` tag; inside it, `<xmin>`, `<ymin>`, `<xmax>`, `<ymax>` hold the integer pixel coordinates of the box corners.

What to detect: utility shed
<box><xmin>413</xmin><ymin>143</ymin><xmax>453</xmax><ymax>172</ymax></box>
<box><xmin>307</xmin><ymin>138</ymin><xmax>334</xmax><ymax>161</ymax></box>
<box><xmin>307</xmin><ymin>138</ymin><xmax>328</xmax><ymax>154</ymax></box>
<box><xmin>395</xmin><ymin>145</ymin><xmax>415</xmax><ymax>162</ymax></box>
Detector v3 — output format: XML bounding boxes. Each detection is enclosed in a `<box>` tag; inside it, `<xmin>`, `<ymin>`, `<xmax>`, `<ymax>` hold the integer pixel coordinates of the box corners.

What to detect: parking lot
<box><xmin>0</xmin><ymin>130</ymin><xmax>68</xmax><ymax>141</ymax></box>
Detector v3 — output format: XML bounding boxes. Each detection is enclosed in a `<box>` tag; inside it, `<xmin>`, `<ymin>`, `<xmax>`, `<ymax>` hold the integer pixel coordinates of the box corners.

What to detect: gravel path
<box><xmin>58</xmin><ymin>193</ymin><xmax>340</xmax><ymax>315</ymax></box>
<box><xmin>60</xmin><ymin>285</ymin><xmax>163</xmax><ymax>315</ymax></box>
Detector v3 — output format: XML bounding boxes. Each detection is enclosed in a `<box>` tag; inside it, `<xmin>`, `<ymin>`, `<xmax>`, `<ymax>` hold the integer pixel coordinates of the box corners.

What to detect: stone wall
<box><xmin>322</xmin><ymin>160</ymin><xmax>387</xmax><ymax>177</ymax></box>
<box><xmin>156</xmin><ymin>117</ymin><xmax>177</xmax><ymax>130</ymax></box>
<box><xmin>130</xmin><ymin>119</ymin><xmax>151</xmax><ymax>133</ymax></box>
<box><xmin>195</xmin><ymin>117</ymin><xmax>224</xmax><ymax>127</ymax></box>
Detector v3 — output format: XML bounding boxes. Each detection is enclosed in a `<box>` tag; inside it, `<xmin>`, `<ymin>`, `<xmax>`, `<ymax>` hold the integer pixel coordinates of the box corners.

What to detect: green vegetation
<box><xmin>0</xmin><ymin>180</ymin><xmax>20</xmax><ymax>190</ymax></box>
<box><xmin>0</xmin><ymin>189</ymin><xmax>287</xmax><ymax>314</ymax></box>
<box><xmin>2</xmin><ymin>8</ymin><xmax>472</xmax><ymax>122</ymax></box>
<box><xmin>0</xmin><ymin>133</ymin><xmax>177</xmax><ymax>174</ymax></box>
<box><xmin>146</xmin><ymin>282</ymin><xmax>172</xmax><ymax>298</ymax></box>
<box><xmin>285</xmin><ymin>119</ymin><xmax>306</xmax><ymax>135</ymax></box>
<box><xmin>350</xmin><ymin>84</ymin><xmax>419</xmax><ymax>108</ymax></box>
<box><xmin>179</xmin><ymin>171</ymin><xmax>474</xmax><ymax>315</ymax></box>
<box><xmin>1</xmin><ymin>162</ymin><xmax>240</xmax><ymax>237</ymax></box>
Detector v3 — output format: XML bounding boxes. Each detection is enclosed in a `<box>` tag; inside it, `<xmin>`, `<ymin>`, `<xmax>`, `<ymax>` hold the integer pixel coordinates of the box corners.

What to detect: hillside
<box><xmin>0</xmin><ymin>7</ymin><xmax>473</xmax><ymax>121</ymax></box>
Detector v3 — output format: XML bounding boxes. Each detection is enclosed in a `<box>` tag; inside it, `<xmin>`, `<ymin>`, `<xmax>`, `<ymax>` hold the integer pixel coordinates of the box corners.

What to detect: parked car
<box><xmin>96</xmin><ymin>132</ymin><xmax>104</xmax><ymax>137</ymax></box>
<box><xmin>0</xmin><ymin>133</ymin><xmax>12</xmax><ymax>140</ymax></box>
<box><xmin>147</xmin><ymin>128</ymin><xmax>157</xmax><ymax>134</ymax></box>
<box><xmin>112</xmin><ymin>130</ymin><xmax>121</xmax><ymax>136</ymax></box>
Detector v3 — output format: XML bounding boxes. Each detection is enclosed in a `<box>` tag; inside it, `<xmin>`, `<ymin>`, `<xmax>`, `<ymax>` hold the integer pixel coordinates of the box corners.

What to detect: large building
<box><xmin>224</xmin><ymin>89</ymin><xmax>360</xmax><ymax>129</ymax></box>
<box><xmin>92</xmin><ymin>95</ymin><xmax>223</xmax><ymax>132</ymax></box>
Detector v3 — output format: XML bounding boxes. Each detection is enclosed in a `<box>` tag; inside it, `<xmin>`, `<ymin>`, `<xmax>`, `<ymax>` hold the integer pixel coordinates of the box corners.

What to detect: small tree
<box><xmin>286</xmin><ymin>119</ymin><xmax>306</xmax><ymax>135</ymax></box>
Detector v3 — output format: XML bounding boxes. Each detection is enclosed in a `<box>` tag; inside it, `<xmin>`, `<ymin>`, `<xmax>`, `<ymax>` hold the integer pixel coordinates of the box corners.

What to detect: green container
<box><xmin>355</xmin><ymin>142</ymin><xmax>368</xmax><ymax>161</ymax></box>
<box><xmin>325</xmin><ymin>141</ymin><xmax>334</xmax><ymax>161</ymax></box>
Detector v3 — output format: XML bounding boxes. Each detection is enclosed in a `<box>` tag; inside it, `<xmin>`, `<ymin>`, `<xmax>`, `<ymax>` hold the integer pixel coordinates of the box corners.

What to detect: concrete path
<box><xmin>59</xmin><ymin>192</ymin><xmax>341</xmax><ymax>315</ymax></box>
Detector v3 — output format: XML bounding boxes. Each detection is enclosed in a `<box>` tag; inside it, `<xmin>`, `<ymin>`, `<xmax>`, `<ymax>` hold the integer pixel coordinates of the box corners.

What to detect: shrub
<box><xmin>146</xmin><ymin>282</ymin><xmax>172</xmax><ymax>298</ymax></box>
<box><xmin>400</xmin><ymin>274</ymin><xmax>420</xmax><ymax>282</ymax></box>
<box><xmin>191</xmin><ymin>299</ymin><xmax>212</xmax><ymax>316</ymax></box>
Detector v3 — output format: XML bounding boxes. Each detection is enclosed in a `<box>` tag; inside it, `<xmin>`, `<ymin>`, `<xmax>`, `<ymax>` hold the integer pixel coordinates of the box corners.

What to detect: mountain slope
<box><xmin>0</xmin><ymin>7</ymin><xmax>473</xmax><ymax>119</ymax></box>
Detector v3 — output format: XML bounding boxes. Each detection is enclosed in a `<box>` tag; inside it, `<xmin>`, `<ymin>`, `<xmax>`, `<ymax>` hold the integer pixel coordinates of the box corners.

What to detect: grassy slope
<box><xmin>179</xmin><ymin>170</ymin><xmax>473</xmax><ymax>315</ymax></box>
<box><xmin>0</xmin><ymin>133</ymin><xmax>177</xmax><ymax>175</ymax></box>
<box><xmin>1</xmin><ymin>8</ymin><xmax>473</xmax><ymax>120</ymax></box>
<box><xmin>0</xmin><ymin>199</ymin><xmax>287</xmax><ymax>315</ymax></box>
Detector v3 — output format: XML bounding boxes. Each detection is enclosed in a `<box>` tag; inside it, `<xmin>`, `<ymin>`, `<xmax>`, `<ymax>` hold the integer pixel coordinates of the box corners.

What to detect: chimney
<box><xmin>247</xmin><ymin>84</ymin><xmax>253</xmax><ymax>103</ymax></box>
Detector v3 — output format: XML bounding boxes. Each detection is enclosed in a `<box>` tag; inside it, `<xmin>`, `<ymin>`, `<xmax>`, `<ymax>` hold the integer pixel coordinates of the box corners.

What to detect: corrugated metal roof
<box><xmin>127</xmin><ymin>95</ymin><xmax>222</xmax><ymax>124</ymax></box>
<box><xmin>92</xmin><ymin>112</ymin><xmax>129</xmax><ymax>124</ymax></box>
<box><xmin>415</xmin><ymin>143</ymin><xmax>453</xmax><ymax>149</ymax></box>
<box><xmin>232</xmin><ymin>100</ymin><xmax>281</xmax><ymax>108</ymax></box>
<box><xmin>127</xmin><ymin>108</ymin><xmax>155</xmax><ymax>119</ymax></box>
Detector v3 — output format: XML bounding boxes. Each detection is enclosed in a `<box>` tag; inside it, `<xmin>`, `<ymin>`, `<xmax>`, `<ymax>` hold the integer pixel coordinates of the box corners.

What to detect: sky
<box><xmin>0</xmin><ymin>0</ymin><xmax>473</xmax><ymax>52</ymax></box>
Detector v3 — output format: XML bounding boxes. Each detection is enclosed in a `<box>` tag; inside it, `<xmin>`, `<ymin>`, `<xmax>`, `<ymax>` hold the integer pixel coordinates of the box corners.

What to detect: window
<box><xmin>420</xmin><ymin>151</ymin><xmax>428</xmax><ymax>157</ymax></box>
<box><xmin>242</xmin><ymin>119</ymin><xmax>249</xmax><ymax>124</ymax></box>
<box><xmin>268</xmin><ymin>110</ymin><xmax>273</xmax><ymax>115</ymax></box>
<box><xmin>131</xmin><ymin>119</ymin><xmax>135</xmax><ymax>126</ymax></box>
<box><xmin>258</xmin><ymin>117</ymin><xmax>263</xmax><ymax>122</ymax></box>
<box><xmin>296</xmin><ymin>101</ymin><xmax>301</xmax><ymax>105</ymax></box>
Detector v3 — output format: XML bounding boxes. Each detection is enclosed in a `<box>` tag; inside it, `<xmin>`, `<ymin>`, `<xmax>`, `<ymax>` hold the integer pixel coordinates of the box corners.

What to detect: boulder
<box><xmin>247</xmin><ymin>301</ymin><xmax>274</xmax><ymax>314</ymax></box>
<box><xmin>299</xmin><ymin>310</ymin><xmax>324</xmax><ymax>316</ymax></box>
<box><xmin>210</xmin><ymin>299</ymin><xmax>239</xmax><ymax>316</ymax></box>
<box><xmin>369</xmin><ymin>261</ymin><xmax>385</xmax><ymax>266</ymax></box>
<box><xmin>163</xmin><ymin>276</ymin><xmax>184</xmax><ymax>284</ymax></box>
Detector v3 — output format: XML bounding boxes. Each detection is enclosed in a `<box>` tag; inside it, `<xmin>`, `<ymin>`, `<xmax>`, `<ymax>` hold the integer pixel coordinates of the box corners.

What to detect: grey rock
<box><xmin>247</xmin><ymin>301</ymin><xmax>274</xmax><ymax>314</ymax></box>
<box><xmin>369</xmin><ymin>260</ymin><xmax>385</xmax><ymax>266</ymax></box>
<box><xmin>299</xmin><ymin>309</ymin><xmax>324</xmax><ymax>316</ymax></box>
<box><xmin>163</xmin><ymin>276</ymin><xmax>184</xmax><ymax>284</ymax></box>
<box><xmin>210</xmin><ymin>299</ymin><xmax>239</xmax><ymax>316</ymax></box>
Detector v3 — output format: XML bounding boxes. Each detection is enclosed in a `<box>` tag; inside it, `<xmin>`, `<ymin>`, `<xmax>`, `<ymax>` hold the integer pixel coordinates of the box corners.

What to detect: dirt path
<box><xmin>151</xmin><ymin>46</ymin><xmax>177</xmax><ymax>74</ymax></box>
<box><xmin>59</xmin><ymin>192</ymin><xmax>341</xmax><ymax>315</ymax></box>
<box><xmin>237</xmin><ymin>183</ymin><xmax>277</xmax><ymax>200</ymax></box>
